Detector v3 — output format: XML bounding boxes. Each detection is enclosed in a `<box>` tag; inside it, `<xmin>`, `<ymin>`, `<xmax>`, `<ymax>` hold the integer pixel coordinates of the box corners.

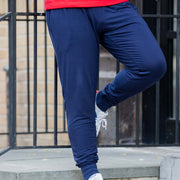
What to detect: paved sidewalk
<box><xmin>0</xmin><ymin>147</ymin><xmax>180</xmax><ymax>180</ymax></box>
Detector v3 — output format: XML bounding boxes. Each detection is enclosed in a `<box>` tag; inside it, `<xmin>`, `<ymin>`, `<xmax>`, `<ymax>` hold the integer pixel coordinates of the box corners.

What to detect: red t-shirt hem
<box><xmin>45</xmin><ymin>0</ymin><xmax>129</xmax><ymax>10</ymax></box>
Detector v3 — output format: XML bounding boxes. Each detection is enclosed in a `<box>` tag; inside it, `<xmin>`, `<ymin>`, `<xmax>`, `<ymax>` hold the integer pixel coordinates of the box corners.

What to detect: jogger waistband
<box><xmin>45</xmin><ymin>0</ymin><xmax>129</xmax><ymax>10</ymax></box>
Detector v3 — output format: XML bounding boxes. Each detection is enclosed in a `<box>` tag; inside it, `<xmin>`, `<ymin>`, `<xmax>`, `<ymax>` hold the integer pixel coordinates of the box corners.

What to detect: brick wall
<box><xmin>0</xmin><ymin>0</ymin><xmax>9</xmax><ymax>150</ymax></box>
<box><xmin>0</xmin><ymin>0</ymin><xmax>70</xmax><ymax>149</ymax></box>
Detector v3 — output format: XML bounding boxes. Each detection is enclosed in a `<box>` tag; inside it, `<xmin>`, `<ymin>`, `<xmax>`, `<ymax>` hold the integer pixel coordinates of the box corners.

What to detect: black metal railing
<box><xmin>0</xmin><ymin>0</ymin><xmax>180</xmax><ymax>156</ymax></box>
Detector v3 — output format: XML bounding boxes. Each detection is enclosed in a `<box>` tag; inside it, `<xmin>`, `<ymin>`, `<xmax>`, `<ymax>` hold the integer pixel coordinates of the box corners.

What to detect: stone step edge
<box><xmin>0</xmin><ymin>166</ymin><xmax>159</xmax><ymax>180</ymax></box>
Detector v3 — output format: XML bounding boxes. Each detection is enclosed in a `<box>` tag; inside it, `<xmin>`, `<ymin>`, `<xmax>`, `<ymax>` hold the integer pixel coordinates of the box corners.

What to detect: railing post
<box><xmin>33</xmin><ymin>0</ymin><xmax>38</xmax><ymax>147</ymax></box>
<box><xmin>116</xmin><ymin>62</ymin><xmax>120</xmax><ymax>146</ymax></box>
<box><xmin>136</xmin><ymin>0</ymin><xmax>143</xmax><ymax>147</ymax></box>
<box><xmin>155</xmin><ymin>0</ymin><xmax>161</xmax><ymax>145</ymax></box>
<box><xmin>136</xmin><ymin>0</ymin><xmax>143</xmax><ymax>15</ymax></box>
<box><xmin>54</xmin><ymin>56</ymin><xmax>58</xmax><ymax>146</ymax></box>
<box><xmin>176</xmin><ymin>0</ymin><xmax>180</xmax><ymax>144</ymax></box>
<box><xmin>8</xmin><ymin>0</ymin><xmax>16</xmax><ymax>148</ymax></box>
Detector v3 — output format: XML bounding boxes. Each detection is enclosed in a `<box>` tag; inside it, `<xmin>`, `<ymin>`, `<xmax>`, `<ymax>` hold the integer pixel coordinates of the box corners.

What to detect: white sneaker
<box><xmin>95</xmin><ymin>103</ymin><xmax>108</xmax><ymax>137</ymax></box>
<box><xmin>88</xmin><ymin>173</ymin><xmax>103</xmax><ymax>180</ymax></box>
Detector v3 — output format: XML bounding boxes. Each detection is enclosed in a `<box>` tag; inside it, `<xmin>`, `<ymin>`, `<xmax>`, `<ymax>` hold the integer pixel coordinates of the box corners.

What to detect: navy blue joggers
<box><xmin>46</xmin><ymin>2</ymin><xmax>166</xmax><ymax>179</ymax></box>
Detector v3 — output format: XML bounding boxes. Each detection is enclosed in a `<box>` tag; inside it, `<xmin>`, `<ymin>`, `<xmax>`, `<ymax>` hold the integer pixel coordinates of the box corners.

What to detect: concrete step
<box><xmin>0</xmin><ymin>147</ymin><xmax>180</xmax><ymax>180</ymax></box>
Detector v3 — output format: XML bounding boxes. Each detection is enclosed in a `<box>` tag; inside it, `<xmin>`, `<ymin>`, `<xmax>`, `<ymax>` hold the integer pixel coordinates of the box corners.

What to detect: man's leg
<box><xmin>46</xmin><ymin>8</ymin><xmax>100</xmax><ymax>180</ymax></box>
<box><xmin>96</xmin><ymin>2</ymin><xmax>167</xmax><ymax>111</ymax></box>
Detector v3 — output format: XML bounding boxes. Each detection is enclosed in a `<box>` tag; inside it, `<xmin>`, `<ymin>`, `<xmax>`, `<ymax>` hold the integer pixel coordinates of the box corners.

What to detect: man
<box><xmin>45</xmin><ymin>0</ymin><xmax>167</xmax><ymax>179</ymax></box>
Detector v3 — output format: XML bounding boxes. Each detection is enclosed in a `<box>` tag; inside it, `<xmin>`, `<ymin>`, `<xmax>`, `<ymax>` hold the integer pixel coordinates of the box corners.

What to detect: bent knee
<box><xmin>136</xmin><ymin>52</ymin><xmax>167</xmax><ymax>80</ymax></box>
<box><xmin>149</xmin><ymin>53</ymin><xmax>167</xmax><ymax>80</ymax></box>
<box><xmin>131</xmin><ymin>53</ymin><xmax>167</xmax><ymax>82</ymax></box>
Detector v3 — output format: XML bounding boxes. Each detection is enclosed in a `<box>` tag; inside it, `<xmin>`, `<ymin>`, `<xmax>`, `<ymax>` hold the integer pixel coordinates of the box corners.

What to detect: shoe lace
<box><xmin>101</xmin><ymin>118</ymin><xmax>107</xmax><ymax>130</ymax></box>
<box><xmin>96</xmin><ymin>112</ymin><xmax>108</xmax><ymax>130</ymax></box>
<box><xmin>95</xmin><ymin>103</ymin><xmax>108</xmax><ymax>135</ymax></box>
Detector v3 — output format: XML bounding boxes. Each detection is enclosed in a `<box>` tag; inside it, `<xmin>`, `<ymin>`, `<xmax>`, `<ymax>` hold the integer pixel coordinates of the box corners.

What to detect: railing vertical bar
<box><xmin>116</xmin><ymin>61</ymin><xmax>120</xmax><ymax>146</ymax></box>
<box><xmin>8</xmin><ymin>0</ymin><xmax>16</xmax><ymax>148</ymax></box>
<box><xmin>155</xmin><ymin>0</ymin><xmax>161</xmax><ymax>145</ymax></box>
<box><xmin>33</xmin><ymin>0</ymin><xmax>38</xmax><ymax>147</ymax></box>
<box><xmin>175</xmin><ymin>2</ymin><xmax>180</xmax><ymax>144</ymax></box>
<box><xmin>54</xmin><ymin>56</ymin><xmax>58</xmax><ymax>146</ymax></box>
<box><xmin>26</xmin><ymin>0</ymin><xmax>30</xmax><ymax>133</ymax></box>
<box><xmin>135</xmin><ymin>0</ymin><xmax>142</xmax><ymax>147</ymax></box>
<box><xmin>136</xmin><ymin>94</ymin><xmax>140</xmax><ymax>146</ymax></box>
<box><xmin>45</xmin><ymin>20</ymin><xmax>48</xmax><ymax>132</ymax></box>
<box><xmin>63</xmin><ymin>101</ymin><xmax>66</xmax><ymax>132</ymax></box>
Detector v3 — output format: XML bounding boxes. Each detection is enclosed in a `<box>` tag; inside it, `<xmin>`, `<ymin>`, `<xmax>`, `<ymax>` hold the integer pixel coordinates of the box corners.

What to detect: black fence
<box><xmin>0</xmin><ymin>0</ymin><xmax>180</xmax><ymax>156</ymax></box>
